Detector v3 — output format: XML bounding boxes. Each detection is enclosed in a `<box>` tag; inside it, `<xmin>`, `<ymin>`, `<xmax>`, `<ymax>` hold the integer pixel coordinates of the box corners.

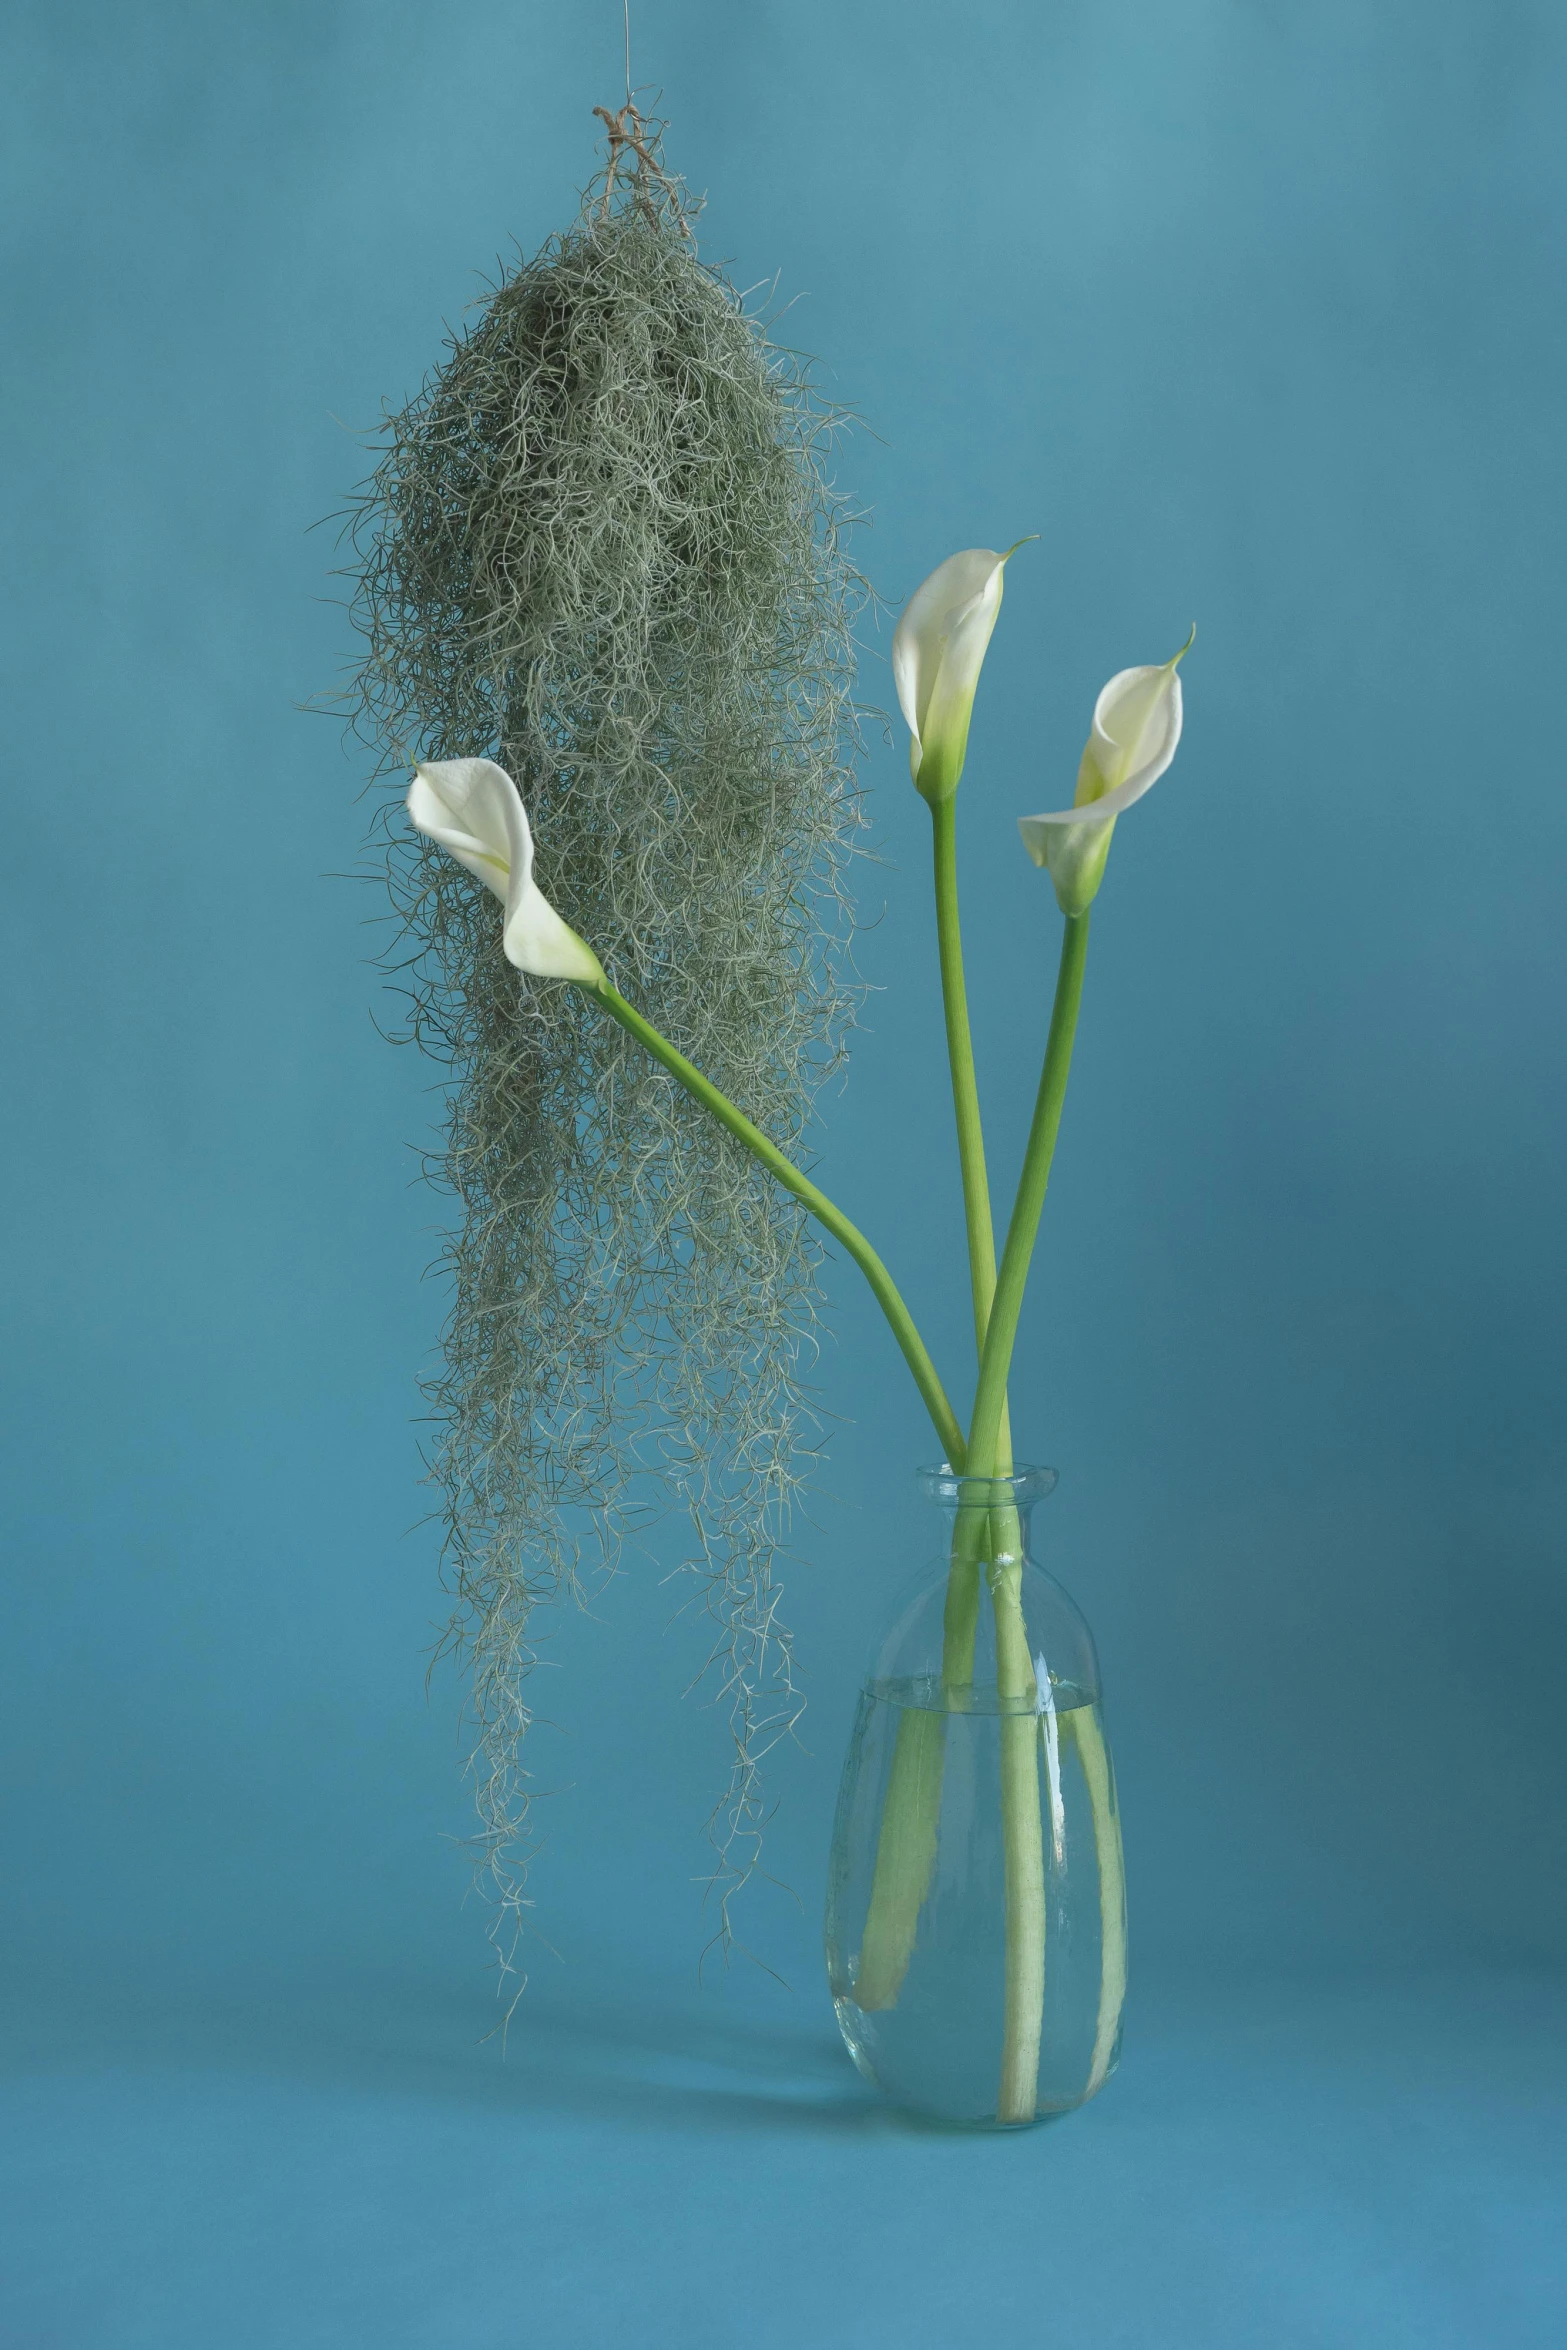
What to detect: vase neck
<box><xmin>917</xmin><ymin>1464</ymin><xmax>1056</xmax><ymax>1514</ymax></box>
<box><xmin>916</xmin><ymin>1463</ymin><xmax>1056</xmax><ymax>1564</ymax></box>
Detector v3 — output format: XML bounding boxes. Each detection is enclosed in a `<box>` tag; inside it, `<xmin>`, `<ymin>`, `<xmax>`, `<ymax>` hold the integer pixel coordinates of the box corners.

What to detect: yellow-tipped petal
<box><xmin>1019</xmin><ymin>642</ymin><xmax>1188</xmax><ymax>915</ymax></box>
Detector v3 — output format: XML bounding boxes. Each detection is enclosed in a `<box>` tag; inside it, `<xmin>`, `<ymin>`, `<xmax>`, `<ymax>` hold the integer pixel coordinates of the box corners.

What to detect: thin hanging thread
<box><xmin>597</xmin><ymin>4</ymin><xmax>691</xmax><ymax>236</ymax></box>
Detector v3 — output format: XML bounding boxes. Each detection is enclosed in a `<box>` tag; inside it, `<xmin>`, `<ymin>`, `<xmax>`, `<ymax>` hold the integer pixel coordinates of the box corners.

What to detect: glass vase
<box><xmin>825</xmin><ymin>1465</ymin><xmax>1126</xmax><ymax>2128</ymax></box>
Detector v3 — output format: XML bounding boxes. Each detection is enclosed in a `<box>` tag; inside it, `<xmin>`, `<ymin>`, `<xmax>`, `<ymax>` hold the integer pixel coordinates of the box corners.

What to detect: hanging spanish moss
<box><xmin>344</xmin><ymin>111</ymin><xmax>864</xmax><ymax>1987</ymax></box>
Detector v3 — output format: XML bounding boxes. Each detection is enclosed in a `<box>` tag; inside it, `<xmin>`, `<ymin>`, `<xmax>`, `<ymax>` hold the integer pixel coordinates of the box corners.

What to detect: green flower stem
<box><xmin>930</xmin><ymin>797</ymin><xmax>1013</xmax><ymax>1690</ymax></box>
<box><xmin>856</xmin><ymin>801</ymin><xmax>1017</xmax><ymax>2014</ymax></box>
<box><xmin>855</xmin><ymin>1494</ymin><xmax>990</xmax><ymax>2017</ymax></box>
<box><xmin>592</xmin><ymin>982</ymin><xmax>965</xmax><ymax>1470</ymax></box>
<box><xmin>971</xmin><ymin>910</ymin><xmax>1090</xmax><ymax>2123</ymax></box>
<box><xmin>1061</xmin><ymin>1703</ymin><xmax>1127</xmax><ymax>2098</ymax></box>
<box><xmin>852</xmin><ymin>1703</ymin><xmax>946</xmax><ymax>2011</ymax></box>
<box><xmin>931</xmin><ymin>797</ymin><xmax>1001</xmax><ymax>1361</ymax></box>
<box><xmin>858</xmin><ymin>862</ymin><xmax>1087</xmax><ymax>2062</ymax></box>
<box><xmin>967</xmin><ymin>913</ymin><xmax>1090</xmax><ymax>1481</ymax></box>
<box><xmin>993</xmin><ymin>1534</ymin><xmax>1046</xmax><ymax>2123</ymax></box>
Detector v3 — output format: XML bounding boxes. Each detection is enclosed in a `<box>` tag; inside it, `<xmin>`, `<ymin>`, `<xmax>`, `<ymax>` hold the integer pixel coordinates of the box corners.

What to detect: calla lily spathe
<box><xmin>406</xmin><ymin>759</ymin><xmax>604</xmax><ymax>986</ymax></box>
<box><xmin>1018</xmin><ymin>634</ymin><xmax>1192</xmax><ymax>916</ymax></box>
<box><xmin>893</xmin><ymin>544</ymin><xmax>1029</xmax><ymax>804</ymax></box>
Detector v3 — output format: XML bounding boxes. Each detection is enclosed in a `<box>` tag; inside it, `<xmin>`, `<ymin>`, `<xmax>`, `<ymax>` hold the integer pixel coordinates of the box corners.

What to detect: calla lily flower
<box><xmin>1018</xmin><ymin>632</ymin><xmax>1193</xmax><ymax>915</ymax></box>
<box><xmin>893</xmin><ymin>543</ymin><xmax>1031</xmax><ymax>804</ymax></box>
<box><xmin>406</xmin><ymin>759</ymin><xmax>604</xmax><ymax>986</ymax></box>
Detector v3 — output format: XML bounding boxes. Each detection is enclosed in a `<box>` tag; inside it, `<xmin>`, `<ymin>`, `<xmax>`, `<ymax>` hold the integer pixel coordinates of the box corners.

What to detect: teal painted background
<box><xmin>2</xmin><ymin>4</ymin><xmax>1564</xmax><ymax>2343</ymax></box>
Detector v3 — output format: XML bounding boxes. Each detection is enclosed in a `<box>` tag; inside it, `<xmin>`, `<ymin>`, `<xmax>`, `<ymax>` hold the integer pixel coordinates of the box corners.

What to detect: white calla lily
<box><xmin>893</xmin><ymin>542</ymin><xmax>1031</xmax><ymax>804</ymax></box>
<box><xmin>1018</xmin><ymin>631</ymin><xmax>1193</xmax><ymax>915</ymax></box>
<box><xmin>406</xmin><ymin>759</ymin><xmax>604</xmax><ymax>986</ymax></box>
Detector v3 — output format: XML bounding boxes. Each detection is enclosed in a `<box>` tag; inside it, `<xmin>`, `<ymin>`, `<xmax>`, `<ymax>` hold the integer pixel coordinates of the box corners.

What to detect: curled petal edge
<box><xmin>1018</xmin><ymin>653</ymin><xmax>1187</xmax><ymax>914</ymax></box>
<box><xmin>408</xmin><ymin>759</ymin><xmax>604</xmax><ymax>987</ymax></box>
<box><xmin>1017</xmin><ymin>748</ymin><xmax>1167</xmax><ymax>865</ymax></box>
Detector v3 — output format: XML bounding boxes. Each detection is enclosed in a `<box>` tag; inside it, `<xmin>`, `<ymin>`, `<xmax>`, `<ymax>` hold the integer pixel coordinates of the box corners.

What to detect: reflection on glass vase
<box><xmin>825</xmin><ymin>1466</ymin><xmax>1126</xmax><ymax>2129</ymax></box>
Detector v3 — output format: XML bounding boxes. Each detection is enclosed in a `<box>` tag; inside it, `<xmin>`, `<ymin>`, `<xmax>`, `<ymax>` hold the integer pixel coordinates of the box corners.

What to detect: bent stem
<box><xmin>592</xmin><ymin>977</ymin><xmax>976</xmax><ymax>2019</ymax></box>
<box><xmin>591</xmin><ymin>982</ymin><xmax>965</xmax><ymax>1469</ymax></box>
<box><xmin>594</xmin><ymin>977</ymin><xmax>963</xmax><ymax>1466</ymax></box>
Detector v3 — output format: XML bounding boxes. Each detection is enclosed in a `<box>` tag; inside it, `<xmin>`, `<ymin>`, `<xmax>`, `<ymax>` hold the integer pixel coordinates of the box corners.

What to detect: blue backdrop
<box><xmin>3</xmin><ymin>4</ymin><xmax>1564</xmax><ymax>2345</ymax></box>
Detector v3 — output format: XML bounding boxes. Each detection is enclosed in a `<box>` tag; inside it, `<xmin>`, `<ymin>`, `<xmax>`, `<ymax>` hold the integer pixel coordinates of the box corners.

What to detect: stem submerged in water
<box><xmin>992</xmin><ymin>1531</ymin><xmax>1045</xmax><ymax>2121</ymax></box>
<box><xmin>1063</xmin><ymin>1702</ymin><xmax>1127</xmax><ymax>2097</ymax></box>
<box><xmin>852</xmin><ymin>1703</ymin><xmax>946</xmax><ymax>2011</ymax></box>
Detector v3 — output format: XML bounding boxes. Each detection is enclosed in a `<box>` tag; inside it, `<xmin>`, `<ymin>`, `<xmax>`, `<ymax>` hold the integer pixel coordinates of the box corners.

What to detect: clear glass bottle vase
<box><xmin>825</xmin><ymin>1466</ymin><xmax>1126</xmax><ymax>2128</ymax></box>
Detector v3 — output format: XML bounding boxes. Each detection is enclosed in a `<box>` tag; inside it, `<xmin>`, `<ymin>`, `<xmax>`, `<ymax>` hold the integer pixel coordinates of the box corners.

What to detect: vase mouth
<box><xmin>917</xmin><ymin>1463</ymin><xmax>1058</xmax><ymax>1510</ymax></box>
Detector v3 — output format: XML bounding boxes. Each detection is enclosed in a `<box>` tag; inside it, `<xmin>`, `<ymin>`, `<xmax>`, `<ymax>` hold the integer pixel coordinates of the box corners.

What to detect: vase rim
<box><xmin>917</xmin><ymin>1463</ymin><xmax>1058</xmax><ymax>1508</ymax></box>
